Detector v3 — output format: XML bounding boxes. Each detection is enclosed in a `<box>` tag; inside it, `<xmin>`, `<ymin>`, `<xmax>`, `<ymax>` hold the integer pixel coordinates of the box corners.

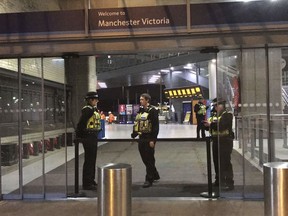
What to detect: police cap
<box><xmin>215</xmin><ymin>98</ymin><xmax>226</xmax><ymax>106</ymax></box>
<box><xmin>85</xmin><ymin>91</ymin><xmax>99</xmax><ymax>100</ymax></box>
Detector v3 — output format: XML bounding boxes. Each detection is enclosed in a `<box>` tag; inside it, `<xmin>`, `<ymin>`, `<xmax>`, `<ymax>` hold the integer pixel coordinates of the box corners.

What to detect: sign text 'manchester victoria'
<box><xmin>97</xmin><ymin>11</ymin><xmax>169</xmax><ymax>27</ymax></box>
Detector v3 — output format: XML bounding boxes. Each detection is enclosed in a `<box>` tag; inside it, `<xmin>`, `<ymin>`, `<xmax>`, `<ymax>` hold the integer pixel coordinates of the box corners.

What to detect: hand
<box><xmin>131</xmin><ymin>133</ymin><xmax>137</xmax><ymax>139</ymax></box>
<box><xmin>203</xmin><ymin>120</ymin><xmax>210</xmax><ymax>127</ymax></box>
<box><xmin>149</xmin><ymin>141</ymin><xmax>155</xmax><ymax>148</ymax></box>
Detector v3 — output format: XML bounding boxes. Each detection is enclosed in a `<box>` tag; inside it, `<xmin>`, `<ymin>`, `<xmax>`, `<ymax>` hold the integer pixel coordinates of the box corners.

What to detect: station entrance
<box><xmin>1</xmin><ymin>46</ymin><xmax>288</xmax><ymax>200</ymax></box>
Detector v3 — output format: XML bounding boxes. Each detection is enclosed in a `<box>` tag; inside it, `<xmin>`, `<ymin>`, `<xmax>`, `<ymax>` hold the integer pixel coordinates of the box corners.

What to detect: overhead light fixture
<box><xmin>184</xmin><ymin>63</ymin><xmax>193</xmax><ymax>69</ymax></box>
<box><xmin>98</xmin><ymin>82</ymin><xmax>107</xmax><ymax>88</ymax></box>
<box><xmin>172</xmin><ymin>71</ymin><xmax>182</xmax><ymax>74</ymax></box>
<box><xmin>160</xmin><ymin>69</ymin><xmax>170</xmax><ymax>73</ymax></box>
<box><xmin>52</xmin><ymin>58</ymin><xmax>64</xmax><ymax>62</ymax></box>
<box><xmin>148</xmin><ymin>75</ymin><xmax>161</xmax><ymax>83</ymax></box>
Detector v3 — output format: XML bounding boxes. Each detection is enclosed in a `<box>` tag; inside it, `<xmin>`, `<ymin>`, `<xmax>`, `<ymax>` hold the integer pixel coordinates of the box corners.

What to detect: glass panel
<box><xmin>217</xmin><ymin>49</ymin><xmax>265</xmax><ymax>199</ymax></box>
<box><xmin>216</xmin><ymin>50</ymin><xmax>244</xmax><ymax>198</ymax></box>
<box><xmin>0</xmin><ymin>59</ymin><xmax>21</xmax><ymax>199</ymax></box>
<box><xmin>218</xmin><ymin>49</ymin><xmax>266</xmax><ymax>199</ymax></box>
<box><xmin>21</xmin><ymin>58</ymin><xmax>44</xmax><ymax>199</ymax></box>
<box><xmin>281</xmin><ymin>48</ymin><xmax>288</xmax><ymax>162</ymax></box>
<box><xmin>43</xmin><ymin>57</ymin><xmax>67</xmax><ymax>199</ymax></box>
<box><xmin>270</xmin><ymin>48</ymin><xmax>288</xmax><ymax>162</ymax></box>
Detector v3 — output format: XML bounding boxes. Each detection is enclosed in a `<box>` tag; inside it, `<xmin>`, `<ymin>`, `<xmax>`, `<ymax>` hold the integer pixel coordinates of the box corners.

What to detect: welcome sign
<box><xmin>89</xmin><ymin>5</ymin><xmax>187</xmax><ymax>31</ymax></box>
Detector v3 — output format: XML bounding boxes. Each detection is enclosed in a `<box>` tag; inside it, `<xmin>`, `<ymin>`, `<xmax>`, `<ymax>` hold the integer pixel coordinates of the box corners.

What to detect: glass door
<box><xmin>0</xmin><ymin>57</ymin><xmax>68</xmax><ymax>199</ymax></box>
<box><xmin>216</xmin><ymin>47</ymin><xmax>287</xmax><ymax>199</ymax></box>
<box><xmin>0</xmin><ymin>58</ymin><xmax>21</xmax><ymax>199</ymax></box>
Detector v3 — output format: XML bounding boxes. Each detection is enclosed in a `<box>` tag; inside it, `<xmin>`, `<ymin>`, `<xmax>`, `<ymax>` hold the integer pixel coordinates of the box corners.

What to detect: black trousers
<box><xmin>82</xmin><ymin>134</ymin><xmax>98</xmax><ymax>186</ymax></box>
<box><xmin>212</xmin><ymin>137</ymin><xmax>234</xmax><ymax>185</ymax></box>
<box><xmin>138</xmin><ymin>138</ymin><xmax>159</xmax><ymax>182</ymax></box>
<box><xmin>196</xmin><ymin>116</ymin><xmax>206</xmax><ymax>138</ymax></box>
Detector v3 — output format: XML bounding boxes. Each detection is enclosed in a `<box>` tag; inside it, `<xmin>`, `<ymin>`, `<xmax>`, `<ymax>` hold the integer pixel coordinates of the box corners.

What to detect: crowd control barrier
<box><xmin>264</xmin><ymin>162</ymin><xmax>288</xmax><ymax>216</ymax></box>
<box><xmin>98</xmin><ymin>163</ymin><xmax>132</xmax><ymax>216</ymax></box>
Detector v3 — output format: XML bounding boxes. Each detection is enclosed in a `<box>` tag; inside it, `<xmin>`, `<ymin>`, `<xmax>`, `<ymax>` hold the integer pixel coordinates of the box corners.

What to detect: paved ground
<box><xmin>0</xmin><ymin>198</ymin><xmax>264</xmax><ymax>216</ymax></box>
<box><xmin>8</xmin><ymin>141</ymin><xmax>263</xmax><ymax>200</ymax></box>
<box><xmin>1</xmin><ymin>124</ymin><xmax>266</xmax><ymax>215</ymax></box>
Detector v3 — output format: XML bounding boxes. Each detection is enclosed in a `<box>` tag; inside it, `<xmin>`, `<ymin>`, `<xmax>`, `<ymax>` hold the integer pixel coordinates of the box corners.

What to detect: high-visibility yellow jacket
<box><xmin>209</xmin><ymin>110</ymin><xmax>233</xmax><ymax>138</ymax></box>
<box><xmin>76</xmin><ymin>105</ymin><xmax>101</xmax><ymax>138</ymax></box>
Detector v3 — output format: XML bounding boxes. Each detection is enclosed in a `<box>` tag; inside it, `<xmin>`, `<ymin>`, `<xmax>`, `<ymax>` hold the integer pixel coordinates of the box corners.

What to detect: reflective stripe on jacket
<box><xmin>83</xmin><ymin>106</ymin><xmax>101</xmax><ymax>131</ymax></box>
<box><xmin>209</xmin><ymin>111</ymin><xmax>230</xmax><ymax>137</ymax></box>
<box><xmin>133</xmin><ymin>107</ymin><xmax>152</xmax><ymax>134</ymax></box>
<box><xmin>197</xmin><ymin>104</ymin><xmax>207</xmax><ymax>115</ymax></box>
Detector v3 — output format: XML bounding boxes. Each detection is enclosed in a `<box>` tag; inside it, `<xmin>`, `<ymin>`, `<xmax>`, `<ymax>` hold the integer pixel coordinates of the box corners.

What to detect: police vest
<box><xmin>209</xmin><ymin>111</ymin><xmax>230</xmax><ymax>137</ymax></box>
<box><xmin>198</xmin><ymin>104</ymin><xmax>207</xmax><ymax>115</ymax></box>
<box><xmin>83</xmin><ymin>106</ymin><xmax>101</xmax><ymax>131</ymax></box>
<box><xmin>133</xmin><ymin>107</ymin><xmax>152</xmax><ymax>134</ymax></box>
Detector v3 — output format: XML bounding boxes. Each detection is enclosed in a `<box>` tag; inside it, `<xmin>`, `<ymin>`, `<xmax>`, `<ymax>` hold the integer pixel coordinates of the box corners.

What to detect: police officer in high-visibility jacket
<box><xmin>194</xmin><ymin>97</ymin><xmax>208</xmax><ymax>138</ymax></box>
<box><xmin>131</xmin><ymin>93</ymin><xmax>160</xmax><ymax>188</ymax></box>
<box><xmin>204</xmin><ymin>99</ymin><xmax>234</xmax><ymax>191</ymax></box>
<box><xmin>76</xmin><ymin>91</ymin><xmax>101</xmax><ymax>190</ymax></box>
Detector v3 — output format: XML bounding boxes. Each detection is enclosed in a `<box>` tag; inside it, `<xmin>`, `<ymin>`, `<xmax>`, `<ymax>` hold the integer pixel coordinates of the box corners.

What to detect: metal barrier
<box><xmin>98</xmin><ymin>163</ymin><xmax>132</xmax><ymax>216</ymax></box>
<box><xmin>238</xmin><ymin>114</ymin><xmax>288</xmax><ymax>167</ymax></box>
<box><xmin>200</xmin><ymin>137</ymin><xmax>219</xmax><ymax>198</ymax></box>
<box><xmin>264</xmin><ymin>162</ymin><xmax>288</xmax><ymax>216</ymax></box>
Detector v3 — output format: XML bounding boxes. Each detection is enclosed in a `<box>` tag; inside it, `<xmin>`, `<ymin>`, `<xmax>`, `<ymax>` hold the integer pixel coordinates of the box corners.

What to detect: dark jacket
<box><xmin>76</xmin><ymin>105</ymin><xmax>99</xmax><ymax>138</ymax></box>
<box><xmin>210</xmin><ymin>110</ymin><xmax>233</xmax><ymax>140</ymax></box>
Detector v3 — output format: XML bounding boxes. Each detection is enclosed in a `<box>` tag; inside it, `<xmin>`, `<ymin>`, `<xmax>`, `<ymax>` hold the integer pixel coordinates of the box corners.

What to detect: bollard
<box><xmin>98</xmin><ymin>163</ymin><xmax>132</xmax><ymax>216</ymax></box>
<box><xmin>264</xmin><ymin>162</ymin><xmax>288</xmax><ymax>216</ymax></box>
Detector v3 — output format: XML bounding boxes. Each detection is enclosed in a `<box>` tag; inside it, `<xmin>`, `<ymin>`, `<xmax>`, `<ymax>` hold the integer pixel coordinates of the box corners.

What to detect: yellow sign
<box><xmin>183</xmin><ymin>111</ymin><xmax>191</xmax><ymax>123</ymax></box>
<box><xmin>164</xmin><ymin>86</ymin><xmax>202</xmax><ymax>99</ymax></box>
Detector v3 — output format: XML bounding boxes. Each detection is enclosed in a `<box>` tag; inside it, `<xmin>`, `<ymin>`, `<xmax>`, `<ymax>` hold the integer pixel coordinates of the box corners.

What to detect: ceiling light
<box><xmin>184</xmin><ymin>63</ymin><xmax>193</xmax><ymax>69</ymax></box>
<box><xmin>172</xmin><ymin>71</ymin><xmax>182</xmax><ymax>74</ymax></box>
<box><xmin>160</xmin><ymin>69</ymin><xmax>170</xmax><ymax>73</ymax></box>
<box><xmin>98</xmin><ymin>82</ymin><xmax>107</xmax><ymax>88</ymax></box>
<box><xmin>152</xmin><ymin>75</ymin><xmax>161</xmax><ymax>78</ymax></box>
<box><xmin>52</xmin><ymin>58</ymin><xmax>64</xmax><ymax>62</ymax></box>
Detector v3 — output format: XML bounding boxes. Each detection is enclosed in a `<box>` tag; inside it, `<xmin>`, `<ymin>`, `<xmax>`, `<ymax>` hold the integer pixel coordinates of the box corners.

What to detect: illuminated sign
<box><xmin>164</xmin><ymin>86</ymin><xmax>202</xmax><ymax>99</ymax></box>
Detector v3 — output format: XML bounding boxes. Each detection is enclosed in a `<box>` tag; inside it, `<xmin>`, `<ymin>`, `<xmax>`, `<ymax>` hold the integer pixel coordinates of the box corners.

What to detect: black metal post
<box><xmin>67</xmin><ymin>138</ymin><xmax>85</xmax><ymax>197</ymax></box>
<box><xmin>200</xmin><ymin>137</ymin><xmax>219</xmax><ymax>198</ymax></box>
<box><xmin>75</xmin><ymin>139</ymin><xmax>79</xmax><ymax>194</ymax></box>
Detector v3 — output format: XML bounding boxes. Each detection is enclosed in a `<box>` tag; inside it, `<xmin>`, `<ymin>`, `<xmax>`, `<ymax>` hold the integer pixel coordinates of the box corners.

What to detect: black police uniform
<box><xmin>194</xmin><ymin>101</ymin><xmax>207</xmax><ymax>138</ymax></box>
<box><xmin>76</xmin><ymin>92</ymin><xmax>100</xmax><ymax>190</ymax></box>
<box><xmin>210</xmin><ymin>109</ymin><xmax>234</xmax><ymax>190</ymax></box>
<box><xmin>131</xmin><ymin>105</ymin><xmax>160</xmax><ymax>187</ymax></box>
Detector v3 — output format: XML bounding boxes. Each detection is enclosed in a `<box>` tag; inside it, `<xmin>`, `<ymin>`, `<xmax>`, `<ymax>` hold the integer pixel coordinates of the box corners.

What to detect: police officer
<box><xmin>131</xmin><ymin>93</ymin><xmax>160</xmax><ymax>188</ymax></box>
<box><xmin>194</xmin><ymin>97</ymin><xmax>208</xmax><ymax>138</ymax></box>
<box><xmin>76</xmin><ymin>91</ymin><xmax>101</xmax><ymax>190</ymax></box>
<box><xmin>204</xmin><ymin>99</ymin><xmax>234</xmax><ymax>191</ymax></box>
